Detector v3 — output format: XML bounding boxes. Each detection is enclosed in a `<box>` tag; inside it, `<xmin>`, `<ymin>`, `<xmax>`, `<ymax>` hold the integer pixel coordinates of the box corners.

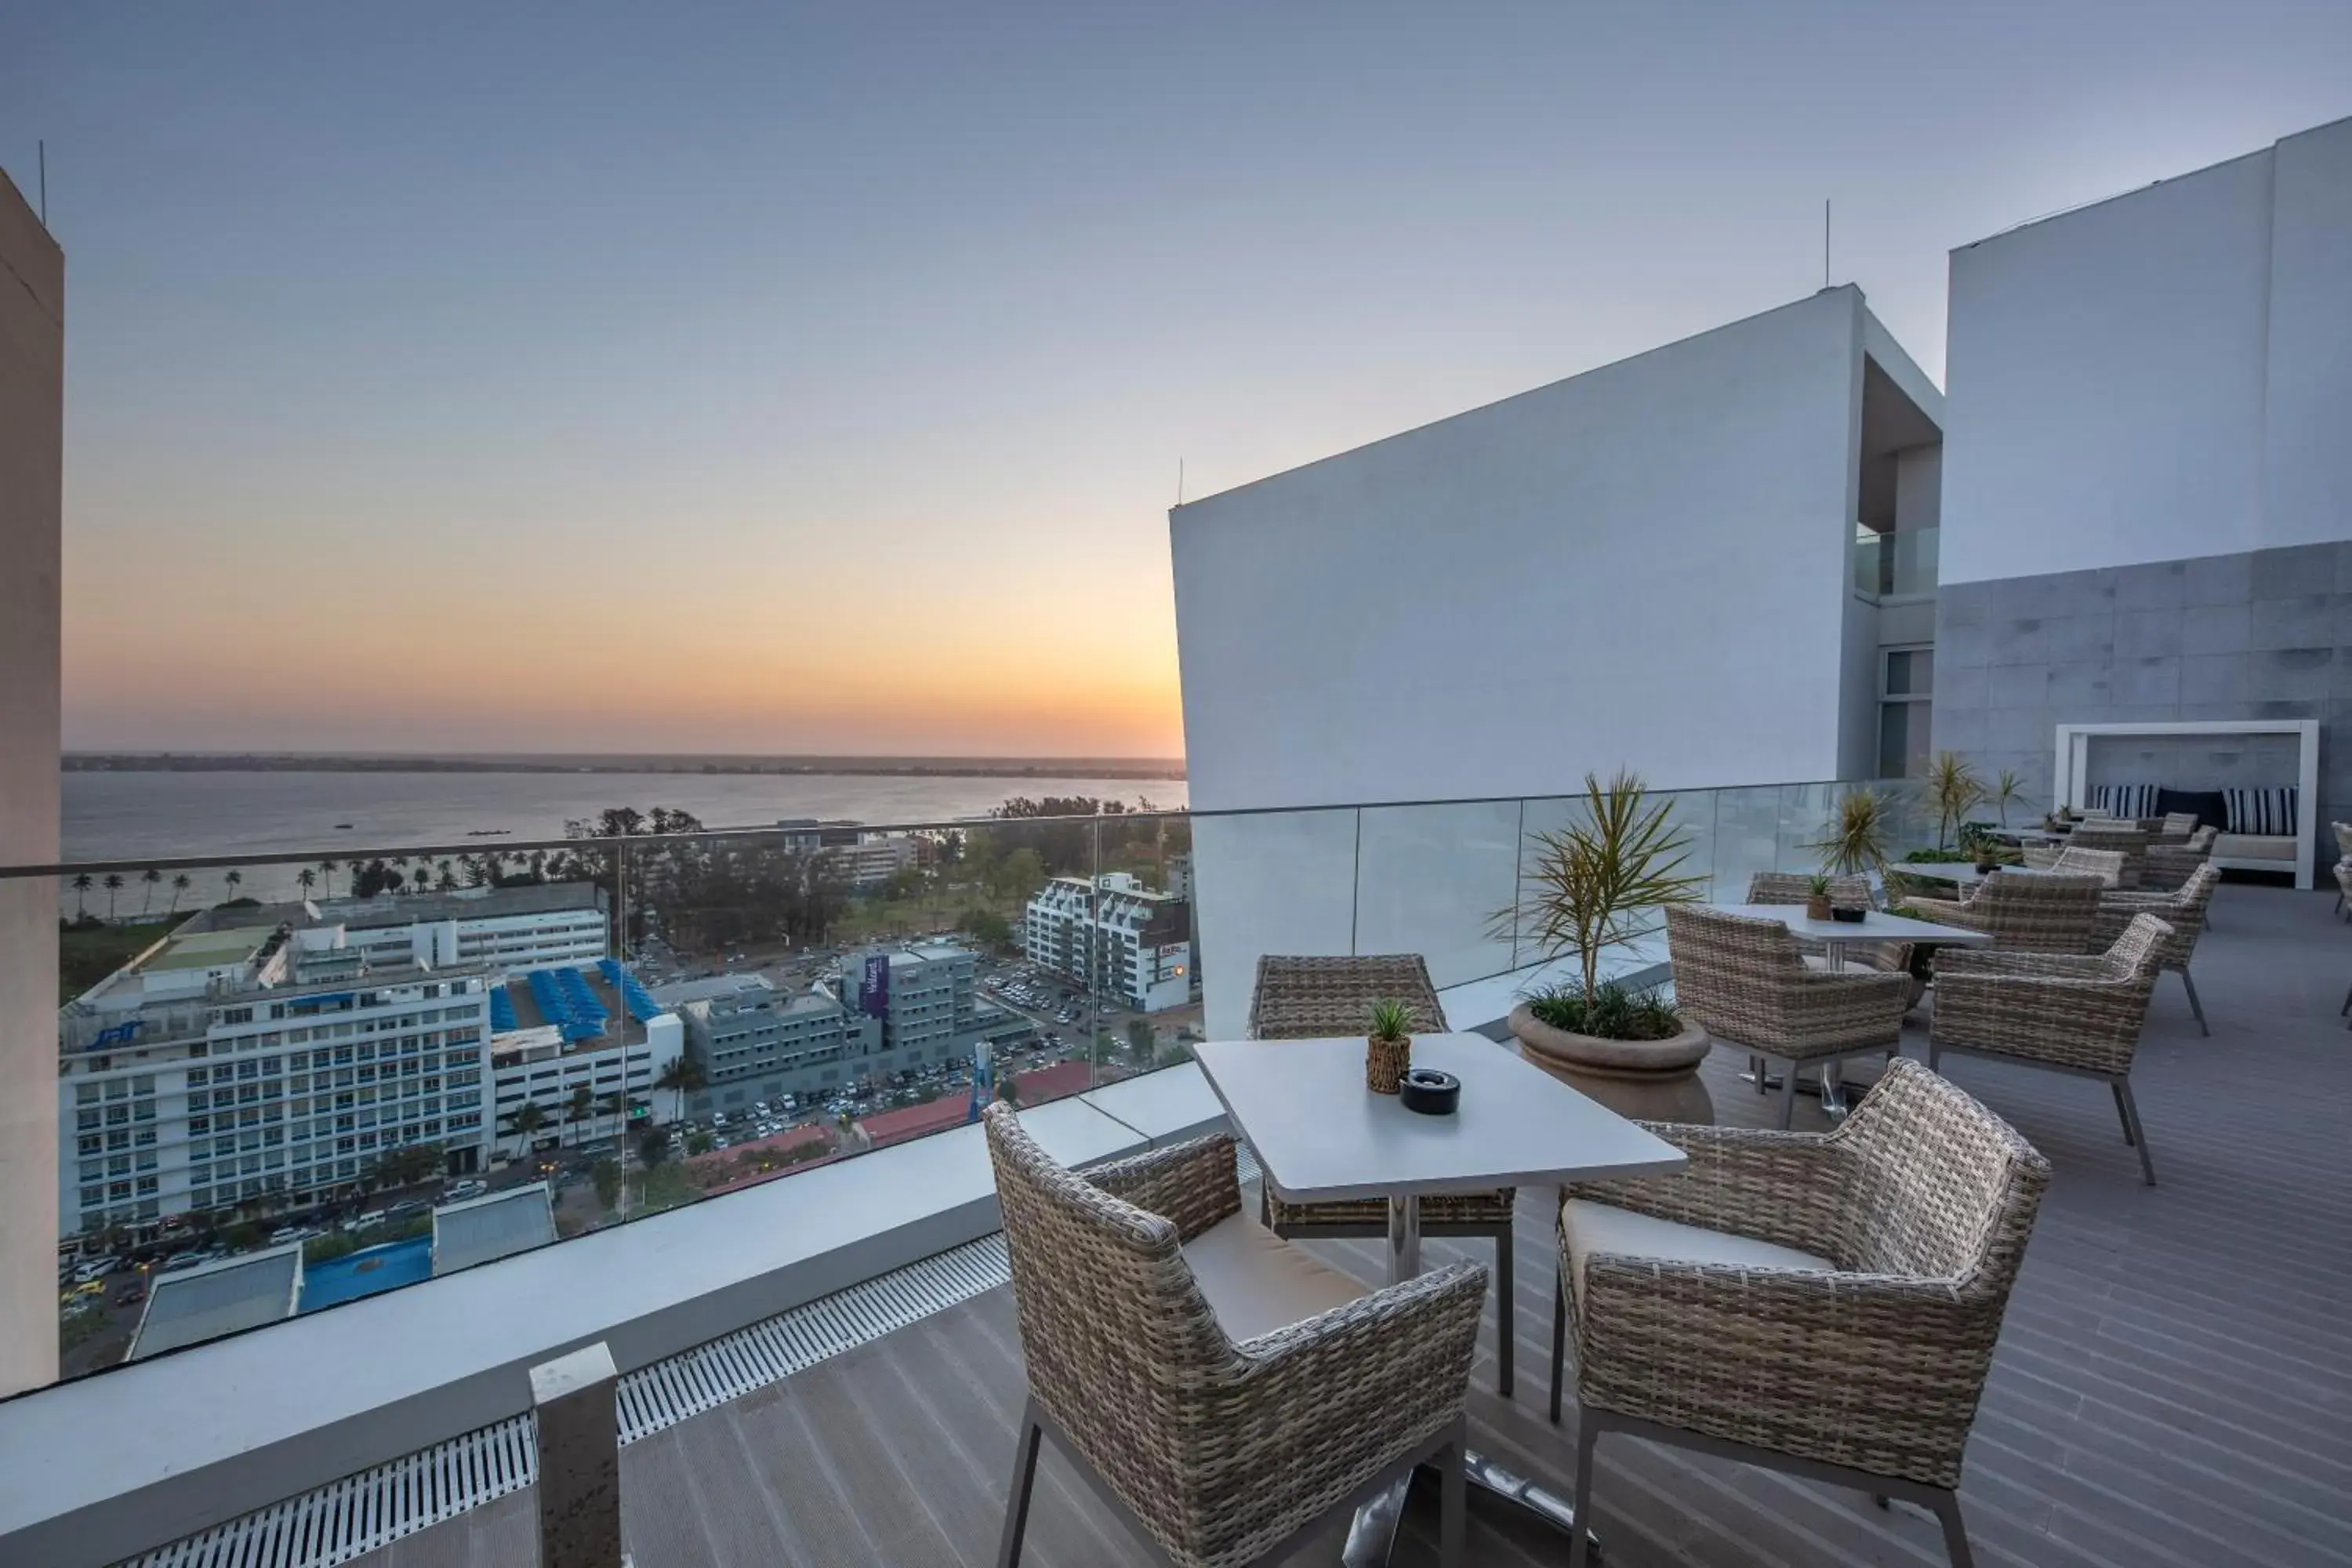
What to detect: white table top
<box><xmin>1192</xmin><ymin>1033</ymin><xmax>1686</xmax><ymax>1204</ymax></box>
<box><xmin>1704</xmin><ymin>902</ymin><xmax>1995</xmax><ymax>946</ymax></box>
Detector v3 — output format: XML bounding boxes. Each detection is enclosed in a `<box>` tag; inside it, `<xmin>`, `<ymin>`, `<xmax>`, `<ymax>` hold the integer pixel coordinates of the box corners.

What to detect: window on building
<box><xmin>1878</xmin><ymin>645</ymin><xmax>1933</xmax><ymax>779</ymax></box>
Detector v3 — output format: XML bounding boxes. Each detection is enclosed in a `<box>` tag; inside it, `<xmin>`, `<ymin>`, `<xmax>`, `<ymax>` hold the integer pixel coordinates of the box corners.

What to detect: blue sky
<box><xmin>5</xmin><ymin>2</ymin><xmax>2347</xmax><ymax>753</ymax></box>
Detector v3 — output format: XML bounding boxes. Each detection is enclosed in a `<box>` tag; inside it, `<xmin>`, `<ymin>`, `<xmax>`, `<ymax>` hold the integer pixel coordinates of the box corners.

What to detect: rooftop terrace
<box><xmin>336</xmin><ymin>880</ymin><xmax>2351</xmax><ymax>1568</ymax></box>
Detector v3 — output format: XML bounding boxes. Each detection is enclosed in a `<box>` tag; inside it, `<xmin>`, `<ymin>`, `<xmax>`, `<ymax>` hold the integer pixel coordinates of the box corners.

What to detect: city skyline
<box><xmin>6</xmin><ymin>2</ymin><xmax>2350</xmax><ymax>757</ymax></box>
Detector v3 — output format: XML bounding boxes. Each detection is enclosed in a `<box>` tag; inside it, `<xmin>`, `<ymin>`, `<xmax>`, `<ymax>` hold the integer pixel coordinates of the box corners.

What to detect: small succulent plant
<box><xmin>1365</xmin><ymin>997</ymin><xmax>1415</xmax><ymax>1044</ymax></box>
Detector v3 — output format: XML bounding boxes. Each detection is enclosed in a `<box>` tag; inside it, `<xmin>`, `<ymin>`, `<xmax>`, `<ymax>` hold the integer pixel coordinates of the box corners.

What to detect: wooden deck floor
<box><xmin>358</xmin><ymin>883</ymin><xmax>2352</xmax><ymax>1568</ymax></box>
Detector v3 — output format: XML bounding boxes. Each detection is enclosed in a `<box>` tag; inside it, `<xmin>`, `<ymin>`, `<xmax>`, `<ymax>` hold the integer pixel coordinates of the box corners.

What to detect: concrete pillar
<box><xmin>529</xmin><ymin>1341</ymin><xmax>627</xmax><ymax>1568</ymax></box>
<box><xmin>0</xmin><ymin>168</ymin><xmax>64</xmax><ymax>1396</ymax></box>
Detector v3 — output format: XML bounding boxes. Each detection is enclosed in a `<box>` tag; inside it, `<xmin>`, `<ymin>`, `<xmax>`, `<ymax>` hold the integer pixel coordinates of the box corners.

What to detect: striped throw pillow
<box><xmin>2223</xmin><ymin>786</ymin><xmax>2297</xmax><ymax>836</ymax></box>
<box><xmin>2091</xmin><ymin>783</ymin><xmax>2160</xmax><ymax>819</ymax></box>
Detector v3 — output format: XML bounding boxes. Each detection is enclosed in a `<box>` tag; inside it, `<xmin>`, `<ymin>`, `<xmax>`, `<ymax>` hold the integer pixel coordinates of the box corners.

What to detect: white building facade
<box><xmin>1023</xmin><ymin>873</ymin><xmax>1195</xmax><ymax>1012</ymax></box>
<box><xmin>1169</xmin><ymin>286</ymin><xmax>1942</xmax><ymax>1037</ymax></box>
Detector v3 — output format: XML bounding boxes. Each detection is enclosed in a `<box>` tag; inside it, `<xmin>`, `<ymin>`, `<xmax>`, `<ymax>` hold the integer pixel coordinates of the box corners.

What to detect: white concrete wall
<box><xmin>1174</xmin><ymin>291</ymin><xmax>1898</xmax><ymax>1037</ymax></box>
<box><xmin>1172</xmin><ymin>288</ymin><xmax>1867</xmax><ymax>813</ymax></box>
<box><xmin>2264</xmin><ymin>118</ymin><xmax>2352</xmax><ymax>550</ymax></box>
<box><xmin>1942</xmin><ymin>115</ymin><xmax>2352</xmax><ymax>584</ymax></box>
<box><xmin>0</xmin><ymin>172</ymin><xmax>62</xmax><ymax>1395</ymax></box>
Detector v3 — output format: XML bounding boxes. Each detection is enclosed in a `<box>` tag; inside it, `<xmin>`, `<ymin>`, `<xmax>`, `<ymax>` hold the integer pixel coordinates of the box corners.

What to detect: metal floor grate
<box><xmin>117</xmin><ymin>1234</ymin><xmax>1016</xmax><ymax>1568</ymax></box>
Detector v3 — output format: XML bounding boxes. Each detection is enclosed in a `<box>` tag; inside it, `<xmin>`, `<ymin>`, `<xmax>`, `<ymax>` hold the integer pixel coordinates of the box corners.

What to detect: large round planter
<box><xmin>1508</xmin><ymin>1005</ymin><xmax>1715</xmax><ymax>1125</ymax></box>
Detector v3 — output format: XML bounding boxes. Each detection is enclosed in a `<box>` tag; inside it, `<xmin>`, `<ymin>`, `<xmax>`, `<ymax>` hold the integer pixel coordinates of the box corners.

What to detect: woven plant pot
<box><xmin>1806</xmin><ymin>895</ymin><xmax>1833</xmax><ymax>921</ymax></box>
<box><xmin>1365</xmin><ymin>1034</ymin><xmax>1411</xmax><ymax>1094</ymax></box>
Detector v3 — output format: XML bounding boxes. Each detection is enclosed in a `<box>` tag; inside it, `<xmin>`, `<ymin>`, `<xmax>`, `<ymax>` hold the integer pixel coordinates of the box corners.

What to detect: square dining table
<box><xmin>1193</xmin><ymin>1032</ymin><xmax>1686</xmax><ymax>1565</ymax></box>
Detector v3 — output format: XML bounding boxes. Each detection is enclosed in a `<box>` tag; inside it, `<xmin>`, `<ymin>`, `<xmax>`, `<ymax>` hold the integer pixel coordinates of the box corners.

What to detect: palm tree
<box><xmin>223</xmin><ymin>869</ymin><xmax>244</xmax><ymax>902</ymax></box>
<box><xmin>318</xmin><ymin>858</ymin><xmax>340</xmax><ymax>897</ymax></box>
<box><xmin>70</xmin><ymin>872</ymin><xmax>91</xmax><ymax>920</ymax></box>
<box><xmin>566</xmin><ymin>1084</ymin><xmax>595</xmax><ymax>1146</ymax></box>
<box><xmin>600</xmin><ymin>1089</ymin><xmax>630</xmax><ymax>1142</ymax></box>
<box><xmin>411</xmin><ymin>866</ymin><xmax>433</xmax><ymax>894</ymax></box>
<box><xmin>503</xmin><ymin>1102</ymin><xmax>548</xmax><ymax>1163</ymax></box>
<box><xmin>654</xmin><ymin>1055</ymin><xmax>707</xmax><ymax>1123</ymax></box>
<box><xmin>167</xmin><ymin>873</ymin><xmax>191</xmax><ymax>915</ymax></box>
<box><xmin>102</xmin><ymin>873</ymin><xmax>124</xmax><ymax>921</ymax></box>
<box><xmin>297</xmin><ymin>869</ymin><xmax>317</xmax><ymax>899</ymax></box>
<box><xmin>436</xmin><ymin>858</ymin><xmax>457</xmax><ymax>891</ymax></box>
<box><xmin>139</xmin><ymin>869</ymin><xmax>162</xmax><ymax>917</ymax></box>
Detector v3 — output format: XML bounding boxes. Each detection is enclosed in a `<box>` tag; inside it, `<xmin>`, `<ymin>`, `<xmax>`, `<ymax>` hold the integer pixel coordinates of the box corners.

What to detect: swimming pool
<box><xmin>301</xmin><ymin>1236</ymin><xmax>433</xmax><ymax>1310</ymax></box>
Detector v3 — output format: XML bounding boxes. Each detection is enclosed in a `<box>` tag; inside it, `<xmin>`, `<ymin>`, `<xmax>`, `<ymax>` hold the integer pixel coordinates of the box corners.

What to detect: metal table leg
<box><xmin>1343</xmin><ymin>1192</ymin><xmax>1601</xmax><ymax>1565</ymax></box>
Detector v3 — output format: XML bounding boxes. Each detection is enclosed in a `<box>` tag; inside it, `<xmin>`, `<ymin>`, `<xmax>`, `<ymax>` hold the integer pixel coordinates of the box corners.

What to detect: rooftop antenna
<box><xmin>1823</xmin><ymin>198</ymin><xmax>1831</xmax><ymax>289</ymax></box>
<box><xmin>1174</xmin><ymin>458</ymin><xmax>1185</xmax><ymax>507</ymax></box>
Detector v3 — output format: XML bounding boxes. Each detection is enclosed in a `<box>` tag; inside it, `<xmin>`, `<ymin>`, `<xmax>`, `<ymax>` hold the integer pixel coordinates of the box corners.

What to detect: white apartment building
<box><xmin>1023</xmin><ymin>873</ymin><xmax>1195</xmax><ymax>1013</ymax></box>
<box><xmin>57</xmin><ymin>921</ymin><xmax>495</xmax><ymax>1240</ymax></box>
<box><xmin>775</xmin><ymin>820</ymin><xmax>920</xmax><ymax>889</ymax></box>
<box><xmin>486</xmin><ymin>964</ymin><xmax>684</xmax><ymax>1155</ymax></box>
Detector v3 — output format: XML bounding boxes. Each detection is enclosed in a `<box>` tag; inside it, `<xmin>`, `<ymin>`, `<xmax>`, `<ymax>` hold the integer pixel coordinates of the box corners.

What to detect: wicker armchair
<box><xmin>2134</xmin><ymin>811</ymin><xmax>2201</xmax><ymax>844</ymax></box>
<box><xmin>2062</xmin><ymin>822</ymin><xmax>2147</xmax><ymax>887</ymax></box>
<box><xmin>2018</xmin><ymin>844</ymin><xmax>2125</xmax><ymax>886</ymax></box>
<box><xmin>1664</xmin><ymin>905</ymin><xmax>1911</xmax><ymax>1128</ymax></box>
<box><xmin>1247</xmin><ymin>955</ymin><xmax>1518</xmax><ymax>1394</ymax></box>
<box><xmin>1745</xmin><ymin>871</ymin><xmax>1917</xmax><ymax>996</ymax></box>
<box><xmin>984</xmin><ymin>1106</ymin><xmax>1486</xmax><ymax>1568</ymax></box>
<box><xmin>1929</xmin><ymin>913</ymin><xmax>2170</xmax><ymax>1185</ymax></box>
<box><xmin>2142</xmin><ymin>826</ymin><xmax>2217</xmax><ymax>892</ymax></box>
<box><xmin>1904</xmin><ymin>870</ymin><xmax>2106</xmax><ymax>953</ymax></box>
<box><xmin>1548</xmin><ymin>1058</ymin><xmax>2049</xmax><ymax>1568</ymax></box>
<box><xmin>2090</xmin><ymin>863</ymin><xmax>2220</xmax><ymax>1034</ymax></box>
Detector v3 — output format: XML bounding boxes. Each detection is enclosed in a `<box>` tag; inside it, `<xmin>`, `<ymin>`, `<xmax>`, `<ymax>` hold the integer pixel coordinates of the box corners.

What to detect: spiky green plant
<box><xmin>1493</xmin><ymin>770</ymin><xmax>1707</xmax><ymax>1000</ymax></box>
<box><xmin>1990</xmin><ymin>768</ymin><xmax>2031</xmax><ymax>828</ymax></box>
<box><xmin>1926</xmin><ymin>752</ymin><xmax>1986</xmax><ymax>851</ymax></box>
<box><xmin>1365</xmin><ymin>997</ymin><xmax>1415</xmax><ymax>1044</ymax></box>
<box><xmin>1808</xmin><ymin>788</ymin><xmax>1892</xmax><ymax>877</ymax></box>
<box><xmin>1807</xmin><ymin>872</ymin><xmax>1831</xmax><ymax>896</ymax></box>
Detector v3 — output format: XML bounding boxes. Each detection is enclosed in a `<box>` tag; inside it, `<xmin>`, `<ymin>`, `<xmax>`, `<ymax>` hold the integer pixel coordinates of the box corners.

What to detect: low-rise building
<box><xmin>774</xmin><ymin>819</ymin><xmax>920</xmax><ymax>889</ymax></box>
<box><xmin>486</xmin><ymin>964</ymin><xmax>683</xmax><ymax>1156</ymax></box>
<box><xmin>1022</xmin><ymin>873</ymin><xmax>1195</xmax><ymax>1012</ymax></box>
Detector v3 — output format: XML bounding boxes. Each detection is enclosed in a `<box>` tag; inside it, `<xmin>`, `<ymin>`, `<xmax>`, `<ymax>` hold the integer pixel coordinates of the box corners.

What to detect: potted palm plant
<box><xmin>1363</xmin><ymin>998</ymin><xmax>1414</xmax><ymax>1095</ymax></box>
<box><xmin>1494</xmin><ymin>771</ymin><xmax>1712</xmax><ymax>1120</ymax></box>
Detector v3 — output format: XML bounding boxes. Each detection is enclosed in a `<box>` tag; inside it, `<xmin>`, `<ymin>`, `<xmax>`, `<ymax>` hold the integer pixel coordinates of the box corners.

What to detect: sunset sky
<box><xmin>5</xmin><ymin>3</ymin><xmax>2347</xmax><ymax>757</ymax></box>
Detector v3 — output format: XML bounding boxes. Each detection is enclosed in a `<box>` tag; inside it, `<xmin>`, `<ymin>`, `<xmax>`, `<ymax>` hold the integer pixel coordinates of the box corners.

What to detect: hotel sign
<box><xmin>858</xmin><ymin>954</ymin><xmax>891</xmax><ymax>1019</ymax></box>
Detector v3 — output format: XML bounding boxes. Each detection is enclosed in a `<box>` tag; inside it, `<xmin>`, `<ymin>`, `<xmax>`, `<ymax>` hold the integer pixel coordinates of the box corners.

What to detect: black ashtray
<box><xmin>1399</xmin><ymin>1068</ymin><xmax>1461</xmax><ymax>1116</ymax></box>
<box><xmin>1974</xmin><ymin>860</ymin><xmax>1999</xmax><ymax>874</ymax></box>
<box><xmin>1829</xmin><ymin>906</ymin><xmax>1867</xmax><ymax>924</ymax></box>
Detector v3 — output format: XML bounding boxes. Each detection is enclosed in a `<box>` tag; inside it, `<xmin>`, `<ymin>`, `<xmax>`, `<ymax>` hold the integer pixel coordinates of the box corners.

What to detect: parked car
<box><xmin>71</xmin><ymin>1257</ymin><xmax>122</xmax><ymax>1285</ymax></box>
<box><xmin>446</xmin><ymin>1179</ymin><xmax>488</xmax><ymax>1202</ymax></box>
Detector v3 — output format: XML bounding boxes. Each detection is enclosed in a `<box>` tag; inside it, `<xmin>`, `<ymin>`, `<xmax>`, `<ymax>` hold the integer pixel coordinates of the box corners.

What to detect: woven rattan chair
<box><xmin>1664</xmin><ymin>905</ymin><xmax>1911</xmax><ymax>1128</ymax></box>
<box><xmin>1745</xmin><ymin>871</ymin><xmax>1918</xmax><ymax>996</ymax></box>
<box><xmin>2143</xmin><ymin>826</ymin><xmax>2216</xmax><ymax>893</ymax></box>
<box><xmin>1247</xmin><ymin>954</ymin><xmax>1518</xmax><ymax>1394</ymax></box>
<box><xmin>1904</xmin><ymin>870</ymin><xmax>2105</xmax><ymax>953</ymax></box>
<box><xmin>1929</xmin><ymin>913</ymin><xmax>2170</xmax><ymax>1186</ymax></box>
<box><xmin>2017</xmin><ymin>844</ymin><xmax>2125</xmax><ymax>886</ymax></box>
<box><xmin>2063</xmin><ymin>822</ymin><xmax>2147</xmax><ymax>888</ymax></box>
<box><xmin>1548</xmin><ymin>1058</ymin><xmax>2049</xmax><ymax>1568</ymax></box>
<box><xmin>983</xmin><ymin>1105</ymin><xmax>1486</xmax><ymax>1568</ymax></box>
<box><xmin>2090</xmin><ymin>863</ymin><xmax>2220</xmax><ymax>1034</ymax></box>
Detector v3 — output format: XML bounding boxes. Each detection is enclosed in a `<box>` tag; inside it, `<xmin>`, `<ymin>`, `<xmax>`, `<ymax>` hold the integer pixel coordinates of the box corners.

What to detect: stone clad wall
<box><xmin>1933</xmin><ymin>544</ymin><xmax>2347</xmax><ymax>873</ymax></box>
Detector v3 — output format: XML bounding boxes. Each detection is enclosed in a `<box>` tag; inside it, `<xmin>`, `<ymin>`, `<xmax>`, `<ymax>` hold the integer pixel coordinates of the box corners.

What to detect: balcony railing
<box><xmin>1853</xmin><ymin>523</ymin><xmax>1940</xmax><ymax>597</ymax></box>
<box><xmin>11</xmin><ymin>776</ymin><xmax>1978</xmax><ymax>1377</ymax></box>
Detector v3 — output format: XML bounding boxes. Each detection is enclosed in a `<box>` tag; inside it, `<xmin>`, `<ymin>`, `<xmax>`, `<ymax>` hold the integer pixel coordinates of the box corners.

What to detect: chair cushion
<box><xmin>2214</xmin><ymin>833</ymin><xmax>2296</xmax><ymax>862</ymax></box>
<box><xmin>2155</xmin><ymin>786</ymin><xmax>2227</xmax><ymax>833</ymax></box>
<box><xmin>1561</xmin><ymin>1199</ymin><xmax>1834</xmax><ymax>1303</ymax></box>
<box><xmin>1183</xmin><ymin>1207</ymin><xmax>1367</xmax><ymax>1342</ymax></box>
